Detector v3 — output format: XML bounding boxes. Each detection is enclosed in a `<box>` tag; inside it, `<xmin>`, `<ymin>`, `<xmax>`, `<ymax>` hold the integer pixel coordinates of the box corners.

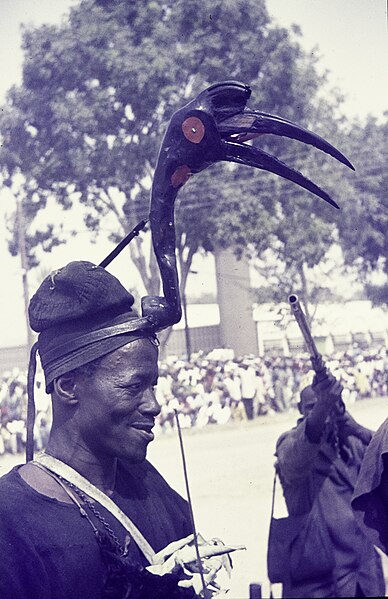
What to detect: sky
<box><xmin>266</xmin><ymin>0</ymin><xmax>388</xmax><ymax>120</ymax></box>
<box><xmin>0</xmin><ymin>0</ymin><xmax>387</xmax><ymax>347</ymax></box>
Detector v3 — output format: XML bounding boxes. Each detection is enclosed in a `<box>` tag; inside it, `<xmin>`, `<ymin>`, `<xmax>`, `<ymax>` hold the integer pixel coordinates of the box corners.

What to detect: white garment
<box><xmin>224</xmin><ymin>376</ymin><xmax>242</xmax><ymax>401</ymax></box>
<box><xmin>239</xmin><ymin>366</ymin><xmax>256</xmax><ymax>399</ymax></box>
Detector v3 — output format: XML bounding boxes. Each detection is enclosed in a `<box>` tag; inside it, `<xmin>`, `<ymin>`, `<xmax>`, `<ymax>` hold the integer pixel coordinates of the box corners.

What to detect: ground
<box><xmin>1</xmin><ymin>396</ymin><xmax>387</xmax><ymax>598</ymax></box>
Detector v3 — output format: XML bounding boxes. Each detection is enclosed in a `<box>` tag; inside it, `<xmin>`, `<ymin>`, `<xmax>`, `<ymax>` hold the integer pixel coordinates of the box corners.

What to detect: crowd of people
<box><xmin>0</xmin><ymin>371</ymin><xmax>50</xmax><ymax>456</ymax></box>
<box><xmin>154</xmin><ymin>345</ymin><xmax>387</xmax><ymax>432</ymax></box>
<box><xmin>0</xmin><ymin>344</ymin><xmax>386</xmax><ymax>454</ymax></box>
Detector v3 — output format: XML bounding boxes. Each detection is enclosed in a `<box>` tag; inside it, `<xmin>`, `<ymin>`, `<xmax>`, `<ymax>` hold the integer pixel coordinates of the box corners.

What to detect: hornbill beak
<box><xmin>161</xmin><ymin>80</ymin><xmax>354</xmax><ymax>209</ymax></box>
<box><xmin>218</xmin><ymin>109</ymin><xmax>353</xmax><ymax>209</ymax></box>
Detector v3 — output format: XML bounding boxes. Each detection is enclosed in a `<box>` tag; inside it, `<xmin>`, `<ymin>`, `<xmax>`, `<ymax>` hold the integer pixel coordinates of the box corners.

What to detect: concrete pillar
<box><xmin>214</xmin><ymin>248</ymin><xmax>258</xmax><ymax>356</ymax></box>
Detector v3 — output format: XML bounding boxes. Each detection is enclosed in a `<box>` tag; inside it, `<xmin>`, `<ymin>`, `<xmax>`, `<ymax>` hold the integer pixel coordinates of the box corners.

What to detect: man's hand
<box><xmin>310</xmin><ymin>354</ymin><xmax>327</xmax><ymax>381</ymax></box>
<box><xmin>147</xmin><ymin>534</ymin><xmax>245</xmax><ymax>597</ymax></box>
<box><xmin>305</xmin><ymin>374</ymin><xmax>344</xmax><ymax>443</ymax></box>
<box><xmin>312</xmin><ymin>374</ymin><xmax>344</xmax><ymax>412</ymax></box>
<box><xmin>337</xmin><ymin>411</ymin><xmax>373</xmax><ymax>445</ymax></box>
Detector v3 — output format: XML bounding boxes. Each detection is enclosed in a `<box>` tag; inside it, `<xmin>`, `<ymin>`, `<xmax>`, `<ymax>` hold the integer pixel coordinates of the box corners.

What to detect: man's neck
<box><xmin>45</xmin><ymin>437</ymin><xmax>117</xmax><ymax>496</ymax></box>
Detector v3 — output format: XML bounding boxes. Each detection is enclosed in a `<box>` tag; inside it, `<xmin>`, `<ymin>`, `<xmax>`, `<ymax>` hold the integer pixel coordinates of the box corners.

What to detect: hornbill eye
<box><xmin>182</xmin><ymin>116</ymin><xmax>205</xmax><ymax>144</ymax></box>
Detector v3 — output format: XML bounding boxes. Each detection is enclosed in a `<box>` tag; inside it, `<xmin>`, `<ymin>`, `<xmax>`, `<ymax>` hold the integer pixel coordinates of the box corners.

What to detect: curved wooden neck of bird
<box><xmin>141</xmin><ymin>80</ymin><xmax>354</xmax><ymax>330</ymax></box>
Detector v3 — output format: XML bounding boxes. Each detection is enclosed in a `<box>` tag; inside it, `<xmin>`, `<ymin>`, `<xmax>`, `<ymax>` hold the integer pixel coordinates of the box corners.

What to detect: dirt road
<box><xmin>1</xmin><ymin>396</ymin><xmax>387</xmax><ymax>598</ymax></box>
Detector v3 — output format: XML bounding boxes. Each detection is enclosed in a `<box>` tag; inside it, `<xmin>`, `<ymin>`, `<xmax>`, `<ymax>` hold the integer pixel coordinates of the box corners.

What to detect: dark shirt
<box><xmin>275</xmin><ymin>419</ymin><xmax>385</xmax><ymax>598</ymax></box>
<box><xmin>0</xmin><ymin>460</ymin><xmax>193</xmax><ymax>599</ymax></box>
<box><xmin>352</xmin><ymin>417</ymin><xmax>388</xmax><ymax>554</ymax></box>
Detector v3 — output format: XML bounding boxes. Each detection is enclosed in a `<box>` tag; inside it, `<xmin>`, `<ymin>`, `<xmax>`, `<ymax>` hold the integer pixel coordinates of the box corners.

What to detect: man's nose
<box><xmin>141</xmin><ymin>387</ymin><xmax>161</xmax><ymax>417</ymax></box>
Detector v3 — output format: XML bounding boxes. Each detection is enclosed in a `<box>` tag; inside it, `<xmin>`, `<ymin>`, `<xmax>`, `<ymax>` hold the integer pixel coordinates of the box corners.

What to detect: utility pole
<box><xmin>15</xmin><ymin>190</ymin><xmax>34</xmax><ymax>362</ymax></box>
<box><xmin>181</xmin><ymin>286</ymin><xmax>192</xmax><ymax>361</ymax></box>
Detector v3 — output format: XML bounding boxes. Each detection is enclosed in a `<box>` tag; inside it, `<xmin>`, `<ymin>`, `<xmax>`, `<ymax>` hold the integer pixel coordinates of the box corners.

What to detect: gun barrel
<box><xmin>288</xmin><ymin>294</ymin><xmax>320</xmax><ymax>358</ymax></box>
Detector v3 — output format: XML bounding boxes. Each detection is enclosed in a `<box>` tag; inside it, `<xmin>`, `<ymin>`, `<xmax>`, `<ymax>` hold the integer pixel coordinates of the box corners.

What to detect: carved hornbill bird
<box><xmin>104</xmin><ymin>81</ymin><xmax>354</xmax><ymax>333</ymax></box>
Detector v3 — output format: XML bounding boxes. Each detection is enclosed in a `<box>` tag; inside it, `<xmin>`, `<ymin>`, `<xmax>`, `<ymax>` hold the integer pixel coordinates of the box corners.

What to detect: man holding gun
<box><xmin>269</xmin><ymin>297</ymin><xmax>384</xmax><ymax>598</ymax></box>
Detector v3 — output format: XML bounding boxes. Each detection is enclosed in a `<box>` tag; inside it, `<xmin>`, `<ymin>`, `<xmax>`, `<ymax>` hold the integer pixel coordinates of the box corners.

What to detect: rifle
<box><xmin>288</xmin><ymin>294</ymin><xmax>327</xmax><ymax>380</ymax></box>
<box><xmin>288</xmin><ymin>294</ymin><xmax>345</xmax><ymax>412</ymax></box>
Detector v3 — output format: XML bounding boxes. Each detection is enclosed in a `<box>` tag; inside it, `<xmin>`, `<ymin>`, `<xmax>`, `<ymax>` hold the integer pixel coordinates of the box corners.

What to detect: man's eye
<box><xmin>120</xmin><ymin>384</ymin><xmax>141</xmax><ymax>393</ymax></box>
<box><xmin>130</xmin><ymin>385</ymin><xmax>143</xmax><ymax>393</ymax></box>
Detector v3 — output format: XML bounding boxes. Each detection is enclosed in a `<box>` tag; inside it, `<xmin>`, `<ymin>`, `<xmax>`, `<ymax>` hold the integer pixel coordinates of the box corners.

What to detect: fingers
<box><xmin>179</xmin><ymin>542</ymin><xmax>245</xmax><ymax>564</ymax></box>
<box><xmin>330</xmin><ymin>379</ymin><xmax>344</xmax><ymax>397</ymax></box>
<box><xmin>313</xmin><ymin>375</ymin><xmax>343</xmax><ymax>409</ymax></box>
<box><xmin>312</xmin><ymin>372</ymin><xmax>334</xmax><ymax>394</ymax></box>
<box><xmin>151</xmin><ymin>533</ymin><xmax>195</xmax><ymax>565</ymax></box>
<box><xmin>148</xmin><ymin>533</ymin><xmax>245</xmax><ymax>597</ymax></box>
<box><xmin>310</xmin><ymin>354</ymin><xmax>325</xmax><ymax>374</ymax></box>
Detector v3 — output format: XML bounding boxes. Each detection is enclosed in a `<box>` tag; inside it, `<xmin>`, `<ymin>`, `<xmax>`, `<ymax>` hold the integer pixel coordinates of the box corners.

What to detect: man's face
<box><xmin>299</xmin><ymin>387</ymin><xmax>318</xmax><ymax>417</ymax></box>
<box><xmin>73</xmin><ymin>338</ymin><xmax>160</xmax><ymax>463</ymax></box>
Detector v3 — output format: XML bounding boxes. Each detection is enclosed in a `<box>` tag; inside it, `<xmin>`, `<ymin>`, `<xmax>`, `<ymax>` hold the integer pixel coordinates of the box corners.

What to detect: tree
<box><xmin>0</xmin><ymin>0</ymin><xmax>336</xmax><ymax>312</ymax></box>
<box><xmin>335</xmin><ymin>116</ymin><xmax>388</xmax><ymax>304</ymax></box>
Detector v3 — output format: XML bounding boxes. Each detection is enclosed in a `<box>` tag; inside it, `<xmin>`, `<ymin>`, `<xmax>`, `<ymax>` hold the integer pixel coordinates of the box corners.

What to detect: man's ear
<box><xmin>53</xmin><ymin>373</ymin><xmax>78</xmax><ymax>406</ymax></box>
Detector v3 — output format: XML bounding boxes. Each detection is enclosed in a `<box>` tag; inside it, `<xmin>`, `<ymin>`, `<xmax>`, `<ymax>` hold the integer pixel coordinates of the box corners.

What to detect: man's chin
<box><xmin>117</xmin><ymin>446</ymin><xmax>149</xmax><ymax>464</ymax></box>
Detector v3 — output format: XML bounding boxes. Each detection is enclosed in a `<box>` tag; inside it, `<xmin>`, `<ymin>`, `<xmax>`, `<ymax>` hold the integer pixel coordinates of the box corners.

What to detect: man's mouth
<box><xmin>130</xmin><ymin>420</ymin><xmax>155</xmax><ymax>440</ymax></box>
<box><xmin>131</xmin><ymin>420</ymin><xmax>155</xmax><ymax>432</ymax></box>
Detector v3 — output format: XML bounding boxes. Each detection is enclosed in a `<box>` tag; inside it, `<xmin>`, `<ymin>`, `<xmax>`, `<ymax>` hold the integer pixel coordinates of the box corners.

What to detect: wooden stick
<box><xmin>99</xmin><ymin>219</ymin><xmax>148</xmax><ymax>268</ymax></box>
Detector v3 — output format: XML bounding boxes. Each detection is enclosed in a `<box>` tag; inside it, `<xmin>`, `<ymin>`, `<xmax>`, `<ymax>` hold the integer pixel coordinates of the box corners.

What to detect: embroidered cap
<box><xmin>28</xmin><ymin>261</ymin><xmax>155</xmax><ymax>390</ymax></box>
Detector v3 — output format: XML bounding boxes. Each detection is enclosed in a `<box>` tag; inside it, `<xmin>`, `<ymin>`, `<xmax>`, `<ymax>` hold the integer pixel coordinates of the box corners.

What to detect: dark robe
<box><xmin>274</xmin><ymin>419</ymin><xmax>385</xmax><ymax>598</ymax></box>
<box><xmin>352</xmin><ymin>417</ymin><xmax>388</xmax><ymax>554</ymax></box>
<box><xmin>0</xmin><ymin>460</ymin><xmax>193</xmax><ymax>599</ymax></box>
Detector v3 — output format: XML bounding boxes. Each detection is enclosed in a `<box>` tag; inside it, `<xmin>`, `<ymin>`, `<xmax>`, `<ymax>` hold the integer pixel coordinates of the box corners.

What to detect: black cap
<box><xmin>29</xmin><ymin>261</ymin><xmax>137</xmax><ymax>332</ymax></box>
<box><xmin>29</xmin><ymin>261</ymin><xmax>155</xmax><ymax>389</ymax></box>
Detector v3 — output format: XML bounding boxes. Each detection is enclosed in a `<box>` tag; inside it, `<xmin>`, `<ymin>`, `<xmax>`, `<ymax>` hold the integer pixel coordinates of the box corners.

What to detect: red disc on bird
<box><xmin>182</xmin><ymin>116</ymin><xmax>205</xmax><ymax>143</ymax></box>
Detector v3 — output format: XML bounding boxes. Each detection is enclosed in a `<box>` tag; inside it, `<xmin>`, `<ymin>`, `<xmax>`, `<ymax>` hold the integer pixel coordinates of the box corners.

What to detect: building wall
<box><xmin>214</xmin><ymin>248</ymin><xmax>258</xmax><ymax>356</ymax></box>
<box><xmin>1</xmin><ymin>325</ymin><xmax>387</xmax><ymax>375</ymax></box>
<box><xmin>0</xmin><ymin>345</ymin><xmax>29</xmax><ymax>373</ymax></box>
<box><xmin>163</xmin><ymin>325</ymin><xmax>221</xmax><ymax>359</ymax></box>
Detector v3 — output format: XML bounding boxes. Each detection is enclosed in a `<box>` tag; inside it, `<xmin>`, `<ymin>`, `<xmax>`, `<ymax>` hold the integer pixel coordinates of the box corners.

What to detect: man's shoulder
<box><xmin>0</xmin><ymin>466</ymin><xmax>27</xmax><ymax>512</ymax></box>
<box><xmin>0</xmin><ymin>465</ymin><xmax>22</xmax><ymax>488</ymax></box>
<box><xmin>276</xmin><ymin>423</ymin><xmax>301</xmax><ymax>448</ymax></box>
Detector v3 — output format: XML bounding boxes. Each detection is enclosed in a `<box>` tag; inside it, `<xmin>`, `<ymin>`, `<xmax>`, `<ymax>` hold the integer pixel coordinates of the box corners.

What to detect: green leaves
<box><xmin>338</xmin><ymin>117</ymin><xmax>387</xmax><ymax>273</ymax></box>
